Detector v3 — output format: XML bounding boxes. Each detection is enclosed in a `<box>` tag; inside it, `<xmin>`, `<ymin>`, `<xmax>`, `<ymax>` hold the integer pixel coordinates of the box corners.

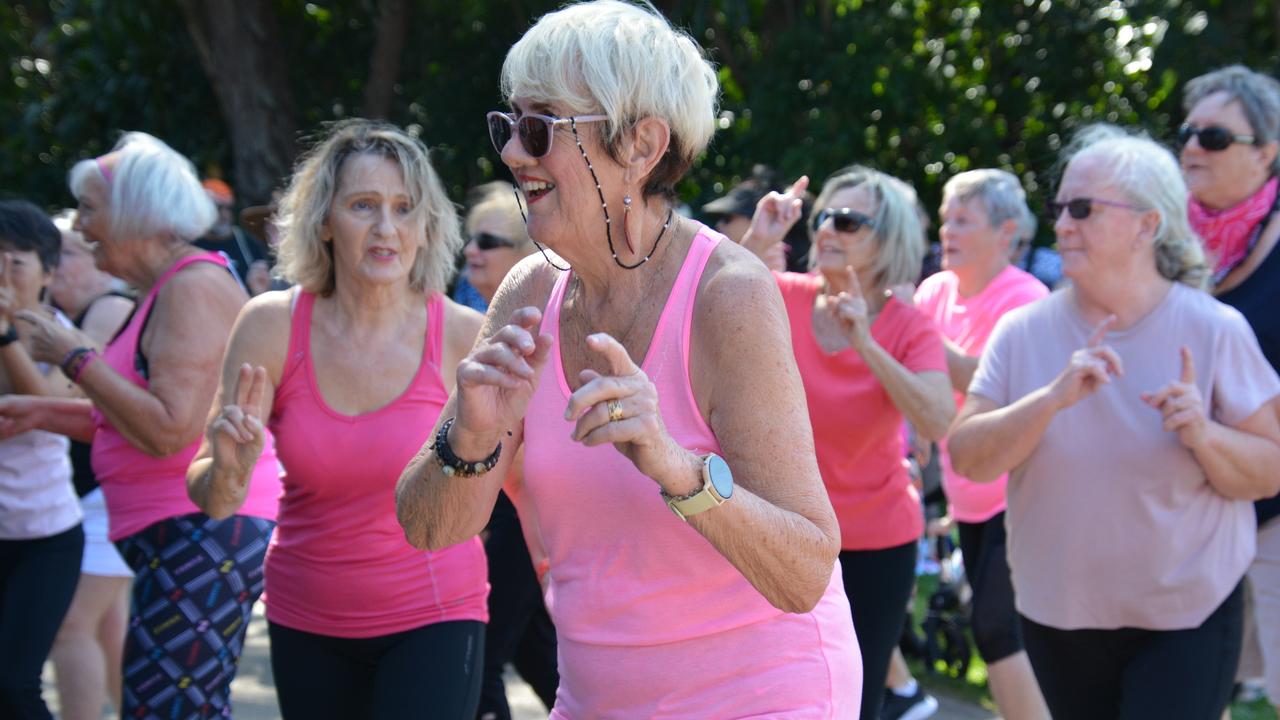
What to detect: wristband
<box><xmin>432</xmin><ymin>417</ymin><xmax>502</xmax><ymax>478</ymax></box>
<box><xmin>60</xmin><ymin>346</ymin><xmax>97</xmax><ymax>383</ymax></box>
<box><xmin>0</xmin><ymin>324</ymin><xmax>18</xmax><ymax>347</ymax></box>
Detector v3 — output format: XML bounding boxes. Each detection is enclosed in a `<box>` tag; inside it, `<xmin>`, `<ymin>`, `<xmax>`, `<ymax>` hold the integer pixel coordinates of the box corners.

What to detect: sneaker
<box><xmin>881</xmin><ymin>686</ymin><xmax>939</xmax><ymax>720</ymax></box>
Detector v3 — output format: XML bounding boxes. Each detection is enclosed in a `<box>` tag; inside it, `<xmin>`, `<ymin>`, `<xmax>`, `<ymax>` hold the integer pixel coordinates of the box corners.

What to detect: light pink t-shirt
<box><xmin>971</xmin><ymin>283</ymin><xmax>1280</xmax><ymax>630</ymax></box>
<box><xmin>522</xmin><ymin>228</ymin><xmax>859</xmax><ymax>718</ymax></box>
<box><xmin>915</xmin><ymin>266</ymin><xmax>1047</xmax><ymax>522</ymax></box>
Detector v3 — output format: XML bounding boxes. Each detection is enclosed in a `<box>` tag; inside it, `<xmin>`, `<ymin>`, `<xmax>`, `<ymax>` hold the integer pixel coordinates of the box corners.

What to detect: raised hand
<box><xmin>1141</xmin><ymin>346</ymin><xmax>1208</xmax><ymax>450</ymax></box>
<box><xmin>564</xmin><ymin>333</ymin><xmax>676</xmax><ymax>483</ymax></box>
<box><xmin>742</xmin><ymin>175</ymin><xmax>809</xmax><ymax>268</ymax></box>
<box><xmin>454</xmin><ymin>307</ymin><xmax>553</xmax><ymax>443</ymax></box>
<box><xmin>209</xmin><ymin>363</ymin><xmax>269</xmax><ymax>487</ymax></box>
<box><xmin>825</xmin><ymin>267</ymin><xmax>874</xmax><ymax>352</ymax></box>
<box><xmin>1047</xmin><ymin>314</ymin><xmax>1123</xmax><ymax>410</ymax></box>
<box><xmin>15</xmin><ymin>306</ymin><xmax>83</xmax><ymax>365</ymax></box>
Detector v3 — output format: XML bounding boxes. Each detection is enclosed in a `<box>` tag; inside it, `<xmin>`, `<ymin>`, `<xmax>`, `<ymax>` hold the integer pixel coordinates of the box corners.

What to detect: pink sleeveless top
<box><xmin>523</xmin><ymin>227</ymin><xmax>860</xmax><ymax>718</ymax></box>
<box><xmin>264</xmin><ymin>290</ymin><xmax>488</xmax><ymax>638</ymax></box>
<box><xmin>93</xmin><ymin>252</ymin><xmax>282</xmax><ymax>542</ymax></box>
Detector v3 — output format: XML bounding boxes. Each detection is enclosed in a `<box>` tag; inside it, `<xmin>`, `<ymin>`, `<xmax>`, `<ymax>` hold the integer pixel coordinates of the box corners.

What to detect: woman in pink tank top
<box><xmin>396</xmin><ymin>4</ymin><xmax>860</xmax><ymax>717</ymax></box>
<box><xmin>2</xmin><ymin>133</ymin><xmax>281</xmax><ymax>719</ymax></box>
<box><xmin>188</xmin><ymin>120</ymin><xmax>488</xmax><ymax>719</ymax></box>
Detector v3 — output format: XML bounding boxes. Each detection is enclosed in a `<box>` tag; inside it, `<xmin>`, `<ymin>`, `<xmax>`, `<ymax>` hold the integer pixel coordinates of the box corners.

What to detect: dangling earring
<box><xmin>622</xmin><ymin>194</ymin><xmax>636</xmax><ymax>254</ymax></box>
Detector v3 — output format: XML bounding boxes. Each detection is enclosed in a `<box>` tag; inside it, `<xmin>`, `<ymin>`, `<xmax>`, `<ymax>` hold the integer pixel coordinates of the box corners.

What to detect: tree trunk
<box><xmin>361</xmin><ymin>0</ymin><xmax>409</xmax><ymax>119</ymax></box>
<box><xmin>176</xmin><ymin>0</ymin><xmax>297</xmax><ymax>206</ymax></box>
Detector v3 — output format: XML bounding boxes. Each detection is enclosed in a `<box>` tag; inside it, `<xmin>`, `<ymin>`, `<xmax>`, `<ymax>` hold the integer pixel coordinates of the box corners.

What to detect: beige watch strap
<box><xmin>667</xmin><ymin>487</ymin><xmax>722</xmax><ymax>521</ymax></box>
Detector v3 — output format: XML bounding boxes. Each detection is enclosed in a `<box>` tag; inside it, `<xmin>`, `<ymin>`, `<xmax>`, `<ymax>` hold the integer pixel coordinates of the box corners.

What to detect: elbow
<box><xmin>918</xmin><ymin>402</ymin><xmax>958</xmax><ymax>443</ymax></box>
<box><xmin>770</xmin><ymin>581</ymin><xmax>826</xmax><ymax>614</ymax></box>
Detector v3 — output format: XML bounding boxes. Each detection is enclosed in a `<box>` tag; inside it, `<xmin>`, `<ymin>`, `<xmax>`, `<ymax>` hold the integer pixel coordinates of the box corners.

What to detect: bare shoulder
<box><xmin>440</xmin><ymin>295</ymin><xmax>485</xmax><ymax>355</ymax></box>
<box><xmin>694</xmin><ymin>239</ymin><xmax>787</xmax><ymax>332</ymax></box>
<box><xmin>482</xmin><ymin>253</ymin><xmax>563</xmax><ymax>336</ymax></box>
<box><xmin>224</xmin><ymin>288</ymin><xmax>296</xmax><ymax>378</ymax></box>
<box><xmin>158</xmin><ymin>258</ymin><xmax>247</xmax><ymax>307</ymax></box>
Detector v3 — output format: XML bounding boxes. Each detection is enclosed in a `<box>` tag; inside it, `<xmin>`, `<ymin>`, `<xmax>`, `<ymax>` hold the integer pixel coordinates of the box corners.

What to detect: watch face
<box><xmin>706</xmin><ymin>454</ymin><xmax>733</xmax><ymax>499</ymax></box>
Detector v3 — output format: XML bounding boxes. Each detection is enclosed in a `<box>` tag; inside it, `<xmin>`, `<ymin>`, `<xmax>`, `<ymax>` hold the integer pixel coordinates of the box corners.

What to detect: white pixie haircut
<box><xmin>809</xmin><ymin>166</ymin><xmax>926</xmax><ymax>289</ymax></box>
<box><xmin>943</xmin><ymin>169</ymin><xmax>1037</xmax><ymax>243</ymax></box>
<box><xmin>500</xmin><ymin>0</ymin><xmax>718</xmax><ymax>197</ymax></box>
<box><xmin>68</xmin><ymin>132</ymin><xmax>215</xmax><ymax>243</ymax></box>
<box><xmin>1066</xmin><ymin>124</ymin><xmax>1209</xmax><ymax>290</ymax></box>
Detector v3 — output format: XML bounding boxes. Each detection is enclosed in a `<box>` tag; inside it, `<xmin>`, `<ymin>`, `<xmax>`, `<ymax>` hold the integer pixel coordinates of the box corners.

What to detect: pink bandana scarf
<box><xmin>1188</xmin><ymin>175</ymin><xmax>1279</xmax><ymax>285</ymax></box>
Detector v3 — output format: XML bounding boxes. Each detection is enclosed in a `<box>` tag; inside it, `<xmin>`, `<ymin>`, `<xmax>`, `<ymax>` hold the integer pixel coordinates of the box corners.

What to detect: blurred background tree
<box><xmin>3</xmin><ymin>0</ymin><xmax>1279</xmax><ymax>246</ymax></box>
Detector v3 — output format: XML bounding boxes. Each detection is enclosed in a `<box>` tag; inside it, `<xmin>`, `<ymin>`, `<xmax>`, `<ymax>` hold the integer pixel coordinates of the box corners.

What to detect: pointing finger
<box><xmin>1179</xmin><ymin>346</ymin><xmax>1195</xmax><ymax>385</ymax></box>
<box><xmin>1088</xmin><ymin>314</ymin><xmax>1117</xmax><ymax>348</ymax></box>
<box><xmin>586</xmin><ymin>333</ymin><xmax>640</xmax><ymax>378</ymax></box>
<box><xmin>845</xmin><ymin>267</ymin><xmax>863</xmax><ymax>297</ymax></box>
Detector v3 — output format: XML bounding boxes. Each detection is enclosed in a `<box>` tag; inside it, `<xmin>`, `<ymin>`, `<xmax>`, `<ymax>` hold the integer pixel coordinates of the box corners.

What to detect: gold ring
<box><xmin>607</xmin><ymin>399</ymin><xmax>624</xmax><ymax>423</ymax></box>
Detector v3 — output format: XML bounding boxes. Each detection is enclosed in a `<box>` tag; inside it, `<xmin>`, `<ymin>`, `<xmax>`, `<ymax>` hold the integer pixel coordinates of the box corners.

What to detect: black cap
<box><xmin>702</xmin><ymin>178</ymin><xmax>770</xmax><ymax>218</ymax></box>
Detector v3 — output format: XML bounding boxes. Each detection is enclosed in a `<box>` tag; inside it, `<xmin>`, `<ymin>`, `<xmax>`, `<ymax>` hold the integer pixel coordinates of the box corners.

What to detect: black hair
<box><xmin>0</xmin><ymin>200</ymin><xmax>61</xmax><ymax>272</ymax></box>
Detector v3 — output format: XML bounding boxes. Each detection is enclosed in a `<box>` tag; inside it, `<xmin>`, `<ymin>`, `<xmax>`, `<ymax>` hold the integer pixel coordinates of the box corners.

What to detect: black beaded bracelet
<box><xmin>432</xmin><ymin>417</ymin><xmax>502</xmax><ymax>478</ymax></box>
<box><xmin>0</xmin><ymin>324</ymin><xmax>18</xmax><ymax>347</ymax></box>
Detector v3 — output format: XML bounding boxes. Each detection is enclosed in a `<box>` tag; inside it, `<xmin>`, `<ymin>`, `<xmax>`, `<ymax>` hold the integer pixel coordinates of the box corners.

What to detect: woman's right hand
<box><xmin>208</xmin><ymin>363</ymin><xmax>268</xmax><ymax>488</ymax></box>
<box><xmin>454</xmin><ymin>307</ymin><xmax>552</xmax><ymax>449</ymax></box>
<box><xmin>1047</xmin><ymin>314</ymin><xmax>1123</xmax><ymax>410</ymax></box>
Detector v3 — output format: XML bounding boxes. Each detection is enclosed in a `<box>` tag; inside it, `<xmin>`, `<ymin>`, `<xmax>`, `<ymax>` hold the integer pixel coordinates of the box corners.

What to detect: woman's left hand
<box><xmin>824</xmin><ymin>266</ymin><xmax>875</xmax><ymax>352</ymax></box>
<box><xmin>1141</xmin><ymin>346</ymin><xmax>1209</xmax><ymax>450</ymax></box>
<box><xmin>565</xmin><ymin>333</ymin><xmax>684</xmax><ymax>486</ymax></box>
<box><xmin>14</xmin><ymin>307</ymin><xmax>82</xmax><ymax>366</ymax></box>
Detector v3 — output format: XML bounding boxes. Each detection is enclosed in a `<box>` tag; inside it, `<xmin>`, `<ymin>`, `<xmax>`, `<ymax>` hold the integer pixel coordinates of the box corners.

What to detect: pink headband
<box><xmin>94</xmin><ymin>157</ymin><xmax>113</xmax><ymax>185</ymax></box>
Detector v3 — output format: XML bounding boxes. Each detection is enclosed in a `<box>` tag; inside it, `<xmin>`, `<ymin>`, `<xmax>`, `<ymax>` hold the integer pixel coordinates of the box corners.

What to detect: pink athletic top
<box><xmin>915</xmin><ymin>266</ymin><xmax>1047</xmax><ymax>522</ymax></box>
<box><xmin>523</xmin><ymin>227</ymin><xmax>859</xmax><ymax>718</ymax></box>
<box><xmin>93</xmin><ymin>253</ymin><xmax>281</xmax><ymax>542</ymax></box>
<box><xmin>777</xmin><ymin>271</ymin><xmax>947</xmax><ymax>550</ymax></box>
<box><xmin>264</xmin><ymin>290</ymin><xmax>488</xmax><ymax>638</ymax></box>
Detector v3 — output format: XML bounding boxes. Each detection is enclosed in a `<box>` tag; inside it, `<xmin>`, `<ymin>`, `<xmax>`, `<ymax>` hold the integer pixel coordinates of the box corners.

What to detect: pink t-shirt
<box><xmin>915</xmin><ymin>266</ymin><xmax>1047</xmax><ymax>522</ymax></box>
<box><xmin>265</xmin><ymin>290</ymin><xmax>488</xmax><ymax>638</ymax></box>
<box><xmin>971</xmin><ymin>284</ymin><xmax>1280</xmax><ymax>630</ymax></box>
<box><xmin>777</xmin><ymin>272</ymin><xmax>947</xmax><ymax>550</ymax></box>
<box><xmin>93</xmin><ymin>253</ymin><xmax>281</xmax><ymax>541</ymax></box>
<box><xmin>522</xmin><ymin>228</ymin><xmax>859</xmax><ymax>718</ymax></box>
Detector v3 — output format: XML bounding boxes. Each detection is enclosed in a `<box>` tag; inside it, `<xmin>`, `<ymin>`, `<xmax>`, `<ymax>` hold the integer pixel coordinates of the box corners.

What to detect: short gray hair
<box><xmin>274</xmin><ymin>119</ymin><xmax>462</xmax><ymax>296</ymax></box>
<box><xmin>810</xmin><ymin>166</ymin><xmax>926</xmax><ymax>289</ymax></box>
<box><xmin>68</xmin><ymin>132</ymin><xmax>215</xmax><ymax>243</ymax></box>
<box><xmin>500</xmin><ymin>0</ymin><xmax>719</xmax><ymax>200</ymax></box>
<box><xmin>1184</xmin><ymin>65</ymin><xmax>1280</xmax><ymax>175</ymax></box>
<box><xmin>1065</xmin><ymin>124</ymin><xmax>1209</xmax><ymax>290</ymax></box>
<box><xmin>942</xmin><ymin>169</ymin><xmax>1036</xmax><ymax>244</ymax></box>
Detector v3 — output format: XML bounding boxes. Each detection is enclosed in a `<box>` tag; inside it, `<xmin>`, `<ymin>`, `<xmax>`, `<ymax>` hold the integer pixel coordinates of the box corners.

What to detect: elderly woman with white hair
<box><xmin>396</xmin><ymin>1</ymin><xmax>859</xmax><ymax>716</ymax></box>
<box><xmin>913</xmin><ymin>169</ymin><xmax>1050</xmax><ymax>719</ymax></box>
<box><xmin>0</xmin><ymin>132</ymin><xmax>283</xmax><ymax>718</ymax></box>
<box><xmin>1179</xmin><ymin>65</ymin><xmax>1280</xmax><ymax>712</ymax></box>
<box><xmin>950</xmin><ymin>127</ymin><xmax>1280</xmax><ymax>718</ymax></box>
<box><xmin>187</xmin><ymin>119</ymin><xmax>487</xmax><ymax>718</ymax></box>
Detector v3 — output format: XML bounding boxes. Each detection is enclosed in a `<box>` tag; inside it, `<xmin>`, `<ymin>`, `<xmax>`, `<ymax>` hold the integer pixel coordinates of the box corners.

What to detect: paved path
<box><xmin>45</xmin><ymin>605</ymin><xmax>995</xmax><ymax>719</ymax></box>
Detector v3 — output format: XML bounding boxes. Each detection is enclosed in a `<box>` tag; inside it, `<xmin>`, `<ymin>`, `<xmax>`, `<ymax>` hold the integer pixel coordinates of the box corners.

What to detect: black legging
<box><xmin>0</xmin><ymin>524</ymin><xmax>84</xmax><ymax>720</ymax></box>
<box><xmin>269</xmin><ymin>619</ymin><xmax>485</xmax><ymax>720</ymax></box>
<box><xmin>1021</xmin><ymin>581</ymin><xmax>1243</xmax><ymax>720</ymax></box>
<box><xmin>839</xmin><ymin>541</ymin><xmax>918</xmax><ymax>720</ymax></box>
<box><xmin>478</xmin><ymin>492</ymin><xmax>558</xmax><ymax>719</ymax></box>
<box><xmin>957</xmin><ymin>512</ymin><xmax>1023</xmax><ymax>663</ymax></box>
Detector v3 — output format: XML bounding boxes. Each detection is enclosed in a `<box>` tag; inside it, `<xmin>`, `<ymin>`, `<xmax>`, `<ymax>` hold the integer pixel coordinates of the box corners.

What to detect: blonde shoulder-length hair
<box><xmin>809</xmin><ymin>166</ymin><xmax>926</xmax><ymax>289</ymax></box>
<box><xmin>274</xmin><ymin>119</ymin><xmax>463</xmax><ymax>296</ymax></box>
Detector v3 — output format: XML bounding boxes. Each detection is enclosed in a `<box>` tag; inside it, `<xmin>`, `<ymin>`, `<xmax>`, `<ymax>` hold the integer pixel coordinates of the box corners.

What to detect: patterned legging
<box><xmin>116</xmin><ymin>513</ymin><xmax>274</xmax><ymax>719</ymax></box>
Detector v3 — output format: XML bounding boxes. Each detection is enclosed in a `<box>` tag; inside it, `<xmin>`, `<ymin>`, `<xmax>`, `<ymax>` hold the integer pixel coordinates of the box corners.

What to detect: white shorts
<box><xmin>80</xmin><ymin>488</ymin><xmax>132</xmax><ymax>578</ymax></box>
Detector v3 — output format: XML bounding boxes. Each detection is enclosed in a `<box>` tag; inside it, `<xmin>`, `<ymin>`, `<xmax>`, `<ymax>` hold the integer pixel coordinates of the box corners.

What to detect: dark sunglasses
<box><xmin>1047</xmin><ymin>197</ymin><xmax>1142</xmax><ymax>220</ymax></box>
<box><xmin>471</xmin><ymin>232</ymin><xmax>517</xmax><ymax>251</ymax></box>
<box><xmin>1177</xmin><ymin>123</ymin><xmax>1257</xmax><ymax>152</ymax></box>
<box><xmin>813</xmin><ymin>207</ymin><xmax>876</xmax><ymax>233</ymax></box>
<box><xmin>486</xmin><ymin>111</ymin><xmax>609</xmax><ymax>158</ymax></box>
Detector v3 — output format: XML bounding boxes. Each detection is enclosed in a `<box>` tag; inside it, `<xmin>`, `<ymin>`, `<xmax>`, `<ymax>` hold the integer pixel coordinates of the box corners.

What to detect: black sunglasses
<box><xmin>1047</xmin><ymin>197</ymin><xmax>1142</xmax><ymax>221</ymax></box>
<box><xmin>471</xmin><ymin>232</ymin><xmax>517</xmax><ymax>251</ymax></box>
<box><xmin>813</xmin><ymin>207</ymin><xmax>876</xmax><ymax>233</ymax></box>
<box><xmin>1177</xmin><ymin>123</ymin><xmax>1257</xmax><ymax>152</ymax></box>
<box><xmin>486</xmin><ymin>111</ymin><xmax>609</xmax><ymax>158</ymax></box>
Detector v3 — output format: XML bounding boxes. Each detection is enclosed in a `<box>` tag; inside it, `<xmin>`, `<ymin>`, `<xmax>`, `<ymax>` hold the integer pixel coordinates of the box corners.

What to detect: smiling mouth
<box><xmin>521</xmin><ymin>179</ymin><xmax>556</xmax><ymax>203</ymax></box>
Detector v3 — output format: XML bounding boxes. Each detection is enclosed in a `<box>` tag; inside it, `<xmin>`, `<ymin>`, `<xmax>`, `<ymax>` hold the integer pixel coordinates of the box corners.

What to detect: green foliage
<box><xmin>3</xmin><ymin>0</ymin><xmax>1280</xmax><ymax>244</ymax></box>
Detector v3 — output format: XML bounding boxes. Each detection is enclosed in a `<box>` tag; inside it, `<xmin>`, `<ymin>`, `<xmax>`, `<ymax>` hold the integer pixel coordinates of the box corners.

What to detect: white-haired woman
<box><xmin>187</xmin><ymin>119</ymin><xmax>487</xmax><ymax>718</ymax></box>
<box><xmin>913</xmin><ymin>169</ymin><xmax>1050</xmax><ymax>719</ymax></box>
<box><xmin>396</xmin><ymin>2</ymin><xmax>859</xmax><ymax>716</ymax></box>
<box><xmin>0</xmin><ymin>132</ymin><xmax>283</xmax><ymax>718</ymax></box>
<box><xmin>949</xmin><ymin>127</ymin><xmax>1280</xmax><ymax>718</ymax></box>
<box><xmin>1180</xmin><ymin>65</ymin><xmax>1280</xmax><ymax>712</ymax></box>
<box><xmin>45</xmin><ymin>210</ymin><xmax>135</xmax><ymax>720</ymax></box>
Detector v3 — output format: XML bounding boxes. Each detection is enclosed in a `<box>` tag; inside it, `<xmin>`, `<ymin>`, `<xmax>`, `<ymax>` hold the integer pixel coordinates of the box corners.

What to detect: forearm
<box><xmin>950</xmin><ymin>387</ymin><xmax>1059</xmax><ymax>482</ymax></box>
<box><xmin>1</xmin><ymin>343</ymin><xmax>56</xmax><ymax>396</ymax></box>
<box><xmin>32</xmin><ymin>397</ymin><xmax>97</xmax><ymax>442</ymax></box>
<box><xmin>75</xmin><ymin>359</ymin><xmax>200</xmax><ymax>456</ymax></box>
<box><xmin>395</xmin><ymin>425</ymin><xmax>509</xmax><ymax>550</ymax></box>
<box><xmin>1193</xmin><ymin>422</ymin><xmax>1280</xmax><ymax>501</ymax></box>
<box><xmin>860</xmin><ymin>340</ymin><xmax>955</xmax><ymax>440</ymax></box>
<box><xmin>944</xmin><ymin>340</ymin><xmax>978</xmax><ymax>393</ymax></box>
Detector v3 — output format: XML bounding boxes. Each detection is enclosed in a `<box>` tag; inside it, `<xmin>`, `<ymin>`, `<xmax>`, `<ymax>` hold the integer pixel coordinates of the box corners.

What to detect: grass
<box><xmin>904</xmin><ymin>572</ymin><xmax>1278</xmax><ymax>718</ymax></box>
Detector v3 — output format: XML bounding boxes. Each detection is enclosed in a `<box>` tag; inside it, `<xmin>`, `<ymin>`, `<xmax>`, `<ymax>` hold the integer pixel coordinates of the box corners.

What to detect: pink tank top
<box><xmin>264</xmin><ymin>290</ymin><xmax>488</xmax><ymax>638</ymax></box>
<box><xmin>92</xmin><ymin>253</ymin><xmax>282</xmax><ymax>541</ymax></box>
<box><xmin>524</xmin><ymin>228</ymin><xmax>859</xmax><ymax>716</ymax></box>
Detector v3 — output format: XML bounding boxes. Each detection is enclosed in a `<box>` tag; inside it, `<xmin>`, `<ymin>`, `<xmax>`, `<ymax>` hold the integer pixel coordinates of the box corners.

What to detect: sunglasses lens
<box><xmin>1199</xmin><ymin>127</ymin><xmax>1232</xmax><ymax>151</ymax></box>
<box><xmin>1067</xmin><ymin>200</ymin><xmax>1091</xmax><ymax>220</ymax></box>
<box><xmin>474</xmin><ymin>233</ymin><xmax>512</xmax><ymax>251</ymax></box>
<box><xmin>833</xmin><ymin>215</ymin><xmax>859</xmax><ymax>233</ymax></box>
<box><xmin>487</xmin><ymin>114</ymin><xmax>512</xmax><ymax>154</ymax></box>
<box><xmin>517</xmin><ymin>116</ymin><xmax>552</xmax><ymax>157</ymax></box>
